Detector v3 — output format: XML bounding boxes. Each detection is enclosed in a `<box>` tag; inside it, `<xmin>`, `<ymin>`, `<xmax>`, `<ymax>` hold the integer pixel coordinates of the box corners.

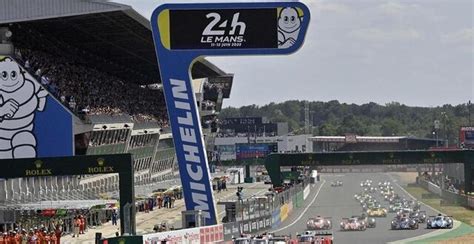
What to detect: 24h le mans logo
<box><xmin>199</xmin><ymin>7</ymin><xmax>304</xmax><ymax>48</ymax></box>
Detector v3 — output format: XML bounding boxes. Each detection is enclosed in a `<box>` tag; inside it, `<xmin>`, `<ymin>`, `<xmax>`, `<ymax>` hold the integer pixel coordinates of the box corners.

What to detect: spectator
<box><xmin>13</xmin><ymin>46</ymin><xmax>170</xmax><ymax>125</ymax></box>
<box><xmin>112</xmin><ymin>210</ymin><xmax>118</xmax><ymax>226</ymax></box>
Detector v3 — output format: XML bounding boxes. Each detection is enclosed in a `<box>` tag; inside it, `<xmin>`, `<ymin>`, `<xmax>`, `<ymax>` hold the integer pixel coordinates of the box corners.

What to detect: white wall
<box><xmin>214</xmin><ymin>134</ymin><xmax>313</xmax><ymax>161</ymax></box>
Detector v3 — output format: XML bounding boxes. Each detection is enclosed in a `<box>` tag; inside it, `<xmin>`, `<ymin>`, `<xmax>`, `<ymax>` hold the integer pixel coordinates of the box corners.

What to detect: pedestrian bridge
<box><xmin>264</xmin><ymin>149</ymin><xmax>474</xmax><ymax>193</ymax></box>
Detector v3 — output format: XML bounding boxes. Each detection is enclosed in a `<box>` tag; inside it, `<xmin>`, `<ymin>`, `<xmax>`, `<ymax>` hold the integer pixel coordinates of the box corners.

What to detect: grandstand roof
<box><xmin>2</xmin><ymin>0</ymin><xmax>227</xmax><ymax>83</ymax></box>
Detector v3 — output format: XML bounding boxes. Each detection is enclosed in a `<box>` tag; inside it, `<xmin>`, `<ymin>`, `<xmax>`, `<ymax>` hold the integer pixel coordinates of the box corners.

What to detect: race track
<box><xmin>274</xmin><ymin>173</ymin><xmax>443</xmax><ymax>244</ymax></box>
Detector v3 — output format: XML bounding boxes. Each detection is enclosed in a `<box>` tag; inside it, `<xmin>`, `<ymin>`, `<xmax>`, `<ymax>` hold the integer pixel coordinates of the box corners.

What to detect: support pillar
<box><xmin>464</xmin><ymin>150</ymin><xmax>473</xmax><ymax>194</ymax></box>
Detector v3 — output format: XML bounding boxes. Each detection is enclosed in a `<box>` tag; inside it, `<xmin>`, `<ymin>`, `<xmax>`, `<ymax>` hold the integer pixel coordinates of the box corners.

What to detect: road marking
<box><xmin>272</xmin><ymin>180</ymin><xmax>326</xmax><ymax>232</ymax></box>
<box><xmin>386</xmin><ymin>173</ymin><xmax>445</xmax><ymax>215</ymax></box>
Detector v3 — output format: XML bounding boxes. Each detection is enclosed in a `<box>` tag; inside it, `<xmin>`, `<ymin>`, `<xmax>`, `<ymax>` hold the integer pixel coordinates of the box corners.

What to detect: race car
<box><xmin>331</xmin><ymin>180</ymin><xmax>343</xmax><ymax>187</ymax></box>
<box><xmin>409</xmin><ymin>211</ymin><xmax>427</xmax><ymax>223</ymax></box>
<box><xmin>391</xmin><ymin>216</ymin><xmax>419</xmax><ymax>230</ymax></box>
<box><xmin>378</xmin><ymin>181</ymin><xmax>391</xmax><ymax>187</ymax></box>
<box><xmin>360</xmin><ymin>180</ymin><xmax>372</xmax><ymax>187</ymax></box>
<box><xmin>307</xmin><ymin>216</ymin><xmax>332</xmax><ymax>230</ymax></box>
<box><xmin>396</xmin><ymin>208</ymin><xmax>413</xmax><ymax>217</ymax></box>
<box><xmin>364</xmin><ymin>187</ymin><xmax>377</xmax><ymax>193</ymax></box>
<box><xmin>426</xmin><ymin>215</ymin><xmax>454</xmax><ymax>229</ymax></box>
<box><xmin>252</xmin><ymin>234</ymin><xmax>271</xmax><ymax>244</ymax></box>
<box><xmin>407</xmin><ymin>200</ymin><xmax>422</xmax><ymax>211</ymax></box>
<box><xmin>296</xmin><ymin>231</ymin><xmax>333</xmax><ymax>244</ymax></box>
<box><xmin>389</xmin><ymin>203</ymin><xmax>404</xmax><ymax>213</ymax></box>
<box><xmin>357</xmin><ymin>213</ymin><xmax>376</xmax><ymax>228</ymax></box>
<box><xmin>268</xmin><ymin>235</ymin><xmax>292</xmax><ymax>244</ymax></box>
<box><xmin>233</xmin><ymin>234</ymin><xmax>252</xmax><ymax>244</ymax></box>
<box><xmin>340</xmin><ymin>217</ymin><xmax>367</xmax><ymax>231</ymax></box>
<box><xmin>366</xmin><ymin>207</ymin><xmax>388</xmax><ymax>217</ymax></box>
<box><xmin>358</xmin><ymin>194</ymin><xmax>373</xmax><ymax>204</ymax></box>
<box><xmin>362</xmin><ymin>200</ymin><xmax>381</xmax><ymax>211</ymax></box>
<box><xmin>388</xmin><ymin>195</ymin><xmax>403</xmax><ymax>204</ymax></box>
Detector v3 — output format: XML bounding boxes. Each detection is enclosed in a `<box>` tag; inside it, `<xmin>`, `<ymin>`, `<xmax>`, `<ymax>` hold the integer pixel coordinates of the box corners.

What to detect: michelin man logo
<box><xmin>278</xmin><ymin>7</ymin><xmax>303</xmax><ymax>49</ymax></box>
<box><xmin>0</xmin><ymin>57</ymin><xmax>48</xmax><ymax>159</ymax></box>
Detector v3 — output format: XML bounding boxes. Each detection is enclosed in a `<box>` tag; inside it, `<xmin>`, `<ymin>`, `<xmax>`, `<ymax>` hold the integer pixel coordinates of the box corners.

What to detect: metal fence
<box><xmin>222</xmin><ymin>179</ymin><xmax>308</xmax><ymax>238</ymax></box>
<box><xmin>417</xmin><ymin>178</ymin><xmax>474</xmax><ymax>209</ymax></box>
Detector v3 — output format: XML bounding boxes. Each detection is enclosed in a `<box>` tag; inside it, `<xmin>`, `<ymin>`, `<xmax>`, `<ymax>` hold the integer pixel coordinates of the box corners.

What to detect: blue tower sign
<box><xmin>151</xmin><ymin>2</ymin><xmax>310</xmax><ymax>225</ymax></box>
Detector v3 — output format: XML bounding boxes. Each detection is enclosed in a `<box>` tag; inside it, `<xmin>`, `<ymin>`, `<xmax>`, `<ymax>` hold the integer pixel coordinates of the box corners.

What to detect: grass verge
<box><xmin>404</xmin><ymin>186</ymin><xmax>474</xmax><ymax>243</ymax></box>
<box><xmin>404</xmin><ymin>186</ymin><xmax>474</xmax><ymax>226</ymax></box>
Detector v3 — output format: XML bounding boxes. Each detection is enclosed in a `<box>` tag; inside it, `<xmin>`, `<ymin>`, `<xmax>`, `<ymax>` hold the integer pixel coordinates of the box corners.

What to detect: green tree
<box><xmin>381</xmin><ymin>118</ymin><xmax>403</xmax><ymax>136</ymax></box>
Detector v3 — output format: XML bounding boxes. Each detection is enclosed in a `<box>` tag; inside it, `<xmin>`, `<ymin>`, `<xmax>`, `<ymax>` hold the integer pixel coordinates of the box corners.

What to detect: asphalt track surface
<box><xmin>273</xmin><ymin>173</ymin><xmax>442</xmax><ymax>244</ymax></box>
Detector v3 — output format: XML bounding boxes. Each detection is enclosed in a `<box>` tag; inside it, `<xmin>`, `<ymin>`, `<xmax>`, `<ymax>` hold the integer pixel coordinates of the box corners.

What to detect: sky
<box><xmin>116</xmin><ymin>0</ymin><xmax>473</xmax><ymax>108</ymax></box>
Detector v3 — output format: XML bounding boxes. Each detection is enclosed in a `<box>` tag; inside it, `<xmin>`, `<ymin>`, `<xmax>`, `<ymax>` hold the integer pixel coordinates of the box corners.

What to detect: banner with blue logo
<box><xmin>0</xmin><ymin>56</ymin><xmax>73</xmax><ymax>159</ymax></box>
<box><xmin>151</xmin><ymin>2</ymin><xmax>310</xmax><ymax>225</ymax></box>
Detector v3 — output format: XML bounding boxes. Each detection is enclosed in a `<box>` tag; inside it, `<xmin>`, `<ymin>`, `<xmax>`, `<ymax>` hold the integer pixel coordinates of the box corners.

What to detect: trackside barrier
<box><xmin>271</xmin><ymin>208</ymin><xmax>281</xmax><ymax>229</ymax></box>
<box><xmin>295</xmin><ymin>191</ymin><xmax>304</xmax><ymax>207</ymax></box>
<box><xmin>468</xmin><ymin>196</ymin><xmax>474</xmax><ymax>209</ymax></box>
<box><xmin>142</xmin><ymin>224</ymin><xmax>223</xmax><ymax>244</ymax></box>
<box><xmin>142</xmin><ymin>180</ymin><xmax>311</xmax><ymax>243</ymax></box>
<box><xmin>280</xmin><ymin>203</ymin><xmax>289</xmax><ymax>222</ymax></box>
<box><xmin>427</xmin><ymin>181</ymin><xmax>442</xmax><ymax>196</ymax></box>
<box><xmin>417</xmin><ymin>178</ymin><xmax>474</xmax><ymax>209</ymax></box>
<box><xmin>303</xmin><ymin>185</ymin><xmax>310</xmax><ymax>200</ymax></box>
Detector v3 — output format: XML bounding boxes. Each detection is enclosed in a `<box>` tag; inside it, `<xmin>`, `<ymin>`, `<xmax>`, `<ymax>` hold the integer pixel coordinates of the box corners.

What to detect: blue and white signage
<box><xmin>151</xmin><ymin>2</ymin><xmax>310</xmax><ymax>225</ymax></box>
<box><xmin>0</xmin><ymin>56</ymin><xmax>73</xmax><ymax>159</ymax></box>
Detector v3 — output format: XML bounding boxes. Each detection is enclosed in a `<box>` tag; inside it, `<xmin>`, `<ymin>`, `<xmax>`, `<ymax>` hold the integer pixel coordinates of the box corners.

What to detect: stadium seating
<box><xmin>13</xmin><ymin>32</ymin><xmax>169</xmax><ymax>125</ymax></box>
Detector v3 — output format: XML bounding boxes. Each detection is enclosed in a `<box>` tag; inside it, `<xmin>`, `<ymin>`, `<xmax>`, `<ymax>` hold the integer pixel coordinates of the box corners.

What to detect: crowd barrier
<box><xmin>417</xmin><ymin>178</ymin><xmax>474</xmax><ymax>209</ymax></box>
<box><xmin>427</xmin><ymin>181</ymin><xmax>442</xmax><ymax>196</ymax></box>
<box><xmin>139</xmin><ymin>179</ymin><xmax>312</xmax><ymax>243</ymax></box>
<box><xmin>303</xmin><ymin>185</ymin><xmax>310</xmax><ymax>200</ymax></box>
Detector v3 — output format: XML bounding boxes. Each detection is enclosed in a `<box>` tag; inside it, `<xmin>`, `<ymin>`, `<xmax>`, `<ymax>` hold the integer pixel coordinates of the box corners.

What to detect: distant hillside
<box><xmin>219</xmin><ymin>100</ymin><xmax>472</xmax><ymax>144</ymax></box>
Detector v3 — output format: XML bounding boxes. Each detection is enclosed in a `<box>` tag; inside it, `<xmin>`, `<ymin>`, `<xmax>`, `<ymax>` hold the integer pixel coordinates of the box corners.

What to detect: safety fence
<box><xmin>140</xmin><ymin>179</ymin><xmax>311</xmax><ymax>243</ymax></box>
<box><xmin>303</xmin><ymin>184</ymin><xmax>310</xmax><ymax>200</ymax></box>
<box><xmin>417</xmin><ymin>178</ymin><xmax>474</xmax><ymax>209</ymax></box>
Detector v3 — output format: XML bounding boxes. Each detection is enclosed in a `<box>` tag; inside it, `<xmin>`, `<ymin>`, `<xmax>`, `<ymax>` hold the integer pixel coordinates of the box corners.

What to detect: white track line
<box><xmin>272</xmin><ymin>180</ymin><xmax>326</xmax><ymax>232</ymax></box>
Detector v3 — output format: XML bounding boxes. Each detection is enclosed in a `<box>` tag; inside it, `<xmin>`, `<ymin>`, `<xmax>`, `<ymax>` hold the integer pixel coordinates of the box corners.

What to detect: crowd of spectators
<box><xmin>201</xmin><ymin>99</ymin><xmax>216</xmax><ymax>111</ymax></box>
<box><xmin>16</xmin><ymin>48</ymin><xmax>169</xmax><ymax>126</ymax></box>
<box><xmin>202</xmin><ymin>115</ymin><xmax>219</xmax><ymax>132</ymax></box>
<box><xmin>203</xmin><ymin>81</ymin><xmax>225</xmax><ymax>100</ymax></box>
<box><xmin>11</xmin><ymin>27</ymin><xmax>169</xmax><ymax>126</ymax></box>
<box><xmin>421</xmin><ymin>172</ymin><xmax>461</xmax><ymax>194</ymax></box>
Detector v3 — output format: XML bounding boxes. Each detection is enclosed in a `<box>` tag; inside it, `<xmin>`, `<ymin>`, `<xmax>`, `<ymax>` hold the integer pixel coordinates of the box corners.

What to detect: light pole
<box><xmin>441</xmin><ymin>112</ymin><xmax>448</xmax><ymax>147</ymax></box>
<box><xmin>434</xmin><ymin>120</ymin><xmax>440</xmax><ymax>147</ymax></box>
<box><xmin>469</xmin><ymin>100</ymin><xmax>472</xmax><ymax>126</ymax></box>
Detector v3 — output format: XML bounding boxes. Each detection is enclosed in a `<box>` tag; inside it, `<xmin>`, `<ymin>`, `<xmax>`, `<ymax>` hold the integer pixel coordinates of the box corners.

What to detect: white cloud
<box><xmin>378</xmin><ymin>1</ymin><xmax>406</xmax><ymax>16</ymax></box>
<box><xmin>349</xmin><ymin>28</ymin><xmax>422</xmax><ymax>42</ymax></box>
<box><xmin>442</xmin><ymin>28</ymin><xmax>474</xmax><ymax>44</ymax></box>
<box><xmin>307</xmin><ymin>0</ymin><xmax>352</xmax><ymax>20</ymax></box>
<box><xmin>318</xmin><ymin>2</ymin><xmax>351</xmax><ymax>14</ymax></box>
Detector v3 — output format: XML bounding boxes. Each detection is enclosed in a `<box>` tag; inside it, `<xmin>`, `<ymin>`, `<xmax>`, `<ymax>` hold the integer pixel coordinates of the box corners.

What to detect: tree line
<box><xmin>219</xmin><ymin>100</ymin><xmax>473</xmax><ymax>145</ymax></box>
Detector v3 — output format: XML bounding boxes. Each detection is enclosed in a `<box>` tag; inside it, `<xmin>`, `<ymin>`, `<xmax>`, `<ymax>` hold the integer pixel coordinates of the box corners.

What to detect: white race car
<box><xmin>340</xmin><ymin>217</ymin><xmax>366</xmax><ymax>231</ymax></box>
<box><xmin>307</xmin><ymin>216</ymin><xmax>332</xmax><ymax>230</ymax></box>
<box><xmin>426</xmin><ymin>215</ymin><xmax>454</xmax><ymax>229</ymax></box>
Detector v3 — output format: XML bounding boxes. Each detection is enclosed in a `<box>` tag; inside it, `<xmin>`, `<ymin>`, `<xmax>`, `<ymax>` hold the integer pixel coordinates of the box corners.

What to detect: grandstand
<box><xmin>0</xmin><ymin>0</ymin><xmax>232</xmax><ymax>220</ymax></box>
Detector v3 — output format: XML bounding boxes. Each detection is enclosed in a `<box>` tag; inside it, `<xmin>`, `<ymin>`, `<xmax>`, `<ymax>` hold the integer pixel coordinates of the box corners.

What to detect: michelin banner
<box><xmin>0</xmin><ymin>56</ymin><xmax>73</xmax><ymax>159</ymax></box>
<box><xmin>151</xmin><ymin>2</ymin><xmax>310</xmax><ymax>224</ymax></box>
